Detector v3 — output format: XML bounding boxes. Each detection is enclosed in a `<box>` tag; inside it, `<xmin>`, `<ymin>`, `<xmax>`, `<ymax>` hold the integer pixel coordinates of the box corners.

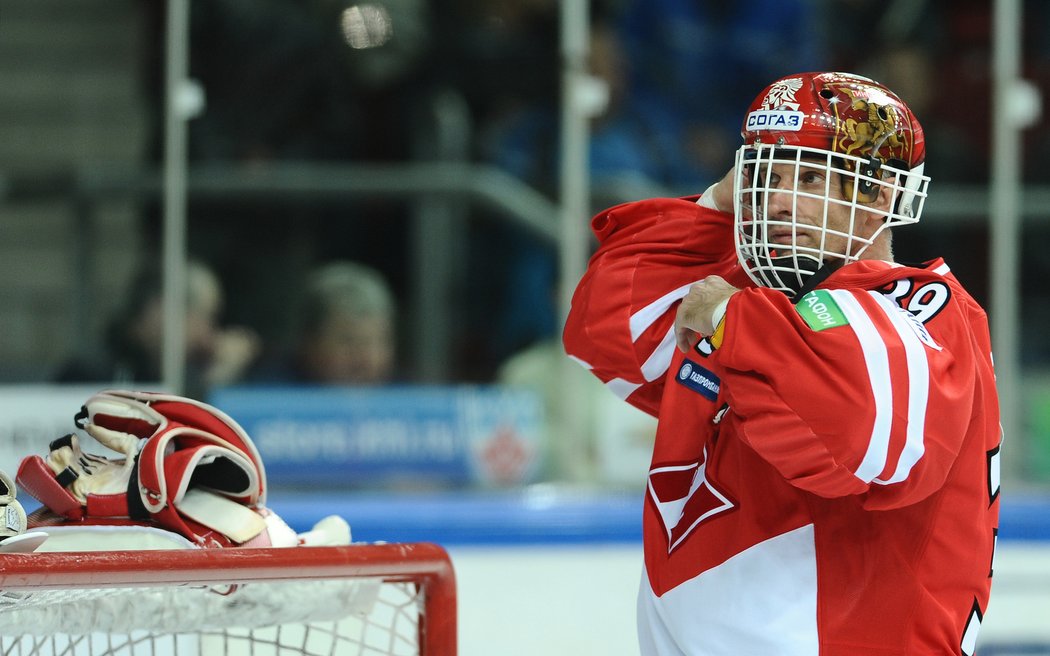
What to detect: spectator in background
<box><xmin>137</xmin><ymin>0</ymin><xmax>429</xmax><ymax>377</ymax></box>
<box><xmin>498</xmin><ymin>337</ymin><xmax>657</xmax><ymax>486</ymax></box>
<box><xmin>255</xmin><ymin>261</ymin><xmax>397</xmax><ymax>385</ymax></box>
<box><xmin>55</xmin><ymin>260</ymin><xmax>261</xmax><ymax>401</ymax></box>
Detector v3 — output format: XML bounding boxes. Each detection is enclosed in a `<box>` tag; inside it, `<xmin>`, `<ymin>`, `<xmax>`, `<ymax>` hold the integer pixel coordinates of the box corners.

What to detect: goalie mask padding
<box><xmin>18</xmin><ymin>390</ymin><xmax>270</xmax><ymax>547</ymax></box>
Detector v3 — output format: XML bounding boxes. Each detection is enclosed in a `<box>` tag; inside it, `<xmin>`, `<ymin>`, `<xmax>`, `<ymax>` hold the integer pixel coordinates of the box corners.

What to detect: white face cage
<box><xmin>732</xmin><ymin>143</ymin><xmax>930</xmax><ymax>296</ymax></box>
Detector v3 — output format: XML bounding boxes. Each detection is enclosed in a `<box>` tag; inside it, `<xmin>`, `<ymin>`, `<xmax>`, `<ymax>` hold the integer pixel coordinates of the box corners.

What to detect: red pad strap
<box><xmin>84</xmin><ymin>492</ymin><xmax>131</xmax><ymax>518</ymax></box>
<box><xmin>16</xmin><ymin>456</ymin><xmax>84</xmax><ymax>520</ymax></box>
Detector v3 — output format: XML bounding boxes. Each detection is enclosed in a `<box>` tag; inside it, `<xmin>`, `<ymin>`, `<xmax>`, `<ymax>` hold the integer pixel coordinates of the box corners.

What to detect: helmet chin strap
<box><xmin>761</xmin><ymin>253</ymin><xmax>840</xmax><ymax>300</ymax></box>
<box><xmin>786</xmin><ymin>257</ymin><xmax>841</xmax><ymax>302</ymax></box>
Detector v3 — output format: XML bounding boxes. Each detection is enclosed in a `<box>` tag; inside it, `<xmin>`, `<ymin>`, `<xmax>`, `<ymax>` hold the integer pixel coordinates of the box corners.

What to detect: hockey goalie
<box><xmin>5</xmin><ymin>389</ymin><xmax>348</xmax><ymax>552</ymax></box>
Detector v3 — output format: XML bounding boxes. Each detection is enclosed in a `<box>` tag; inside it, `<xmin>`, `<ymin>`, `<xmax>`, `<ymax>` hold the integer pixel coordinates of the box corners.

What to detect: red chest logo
<box><xmin>648</xmin><ymin>447</ymin><xmax>735</xmax><ymax>553</ymax></box>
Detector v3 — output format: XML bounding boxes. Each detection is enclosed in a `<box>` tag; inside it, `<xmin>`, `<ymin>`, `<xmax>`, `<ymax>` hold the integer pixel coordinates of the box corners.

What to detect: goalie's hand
<box><xmin>675</xmin><ymin>276</ymin><xmax>739</xmax><ymax>352</ymax></box>
<box><xmin>710</xmin><ymin>166</ymin><xmax>735</xmax><ymax>214</ymax></box>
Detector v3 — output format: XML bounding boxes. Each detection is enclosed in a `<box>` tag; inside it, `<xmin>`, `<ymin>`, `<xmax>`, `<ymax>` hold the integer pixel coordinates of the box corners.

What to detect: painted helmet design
<box><xmin>732</xmin><ymin>71</ymin><xmax>930</xmax><ymax>295</ymax></box>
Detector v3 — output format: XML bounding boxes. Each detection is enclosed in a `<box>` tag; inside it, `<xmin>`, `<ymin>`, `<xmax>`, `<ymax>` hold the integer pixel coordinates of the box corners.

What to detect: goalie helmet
<box><xmin>732</xmin><ymin>71</ymin><xmax>931</xmax><ymax>295</ymax></box>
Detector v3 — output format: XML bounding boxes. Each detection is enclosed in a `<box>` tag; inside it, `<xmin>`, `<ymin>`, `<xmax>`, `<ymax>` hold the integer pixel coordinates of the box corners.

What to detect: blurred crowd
<box><xmin>56</xmin><ymin>258</ymin><xmax>397</xmax><ymax>400</ymax></box>
<box><xmin>100</xmin><ymin>0</ymin><xmax>1050</xmax><ymax>397</ymax></box>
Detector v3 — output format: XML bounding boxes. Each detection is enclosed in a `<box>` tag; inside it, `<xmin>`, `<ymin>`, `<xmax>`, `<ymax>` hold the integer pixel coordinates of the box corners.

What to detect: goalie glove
<box><xmin>17</xmin><ymin>390</ymin><xmax>271</xmax><ymax>548</ymax></box>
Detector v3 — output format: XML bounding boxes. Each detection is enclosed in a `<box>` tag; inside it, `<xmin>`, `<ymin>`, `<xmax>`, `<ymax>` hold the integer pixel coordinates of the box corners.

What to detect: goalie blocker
<box><xmin>16</xmin><ymin>389</ymin><xmax>338</xmax><ymax>550</ymax></box>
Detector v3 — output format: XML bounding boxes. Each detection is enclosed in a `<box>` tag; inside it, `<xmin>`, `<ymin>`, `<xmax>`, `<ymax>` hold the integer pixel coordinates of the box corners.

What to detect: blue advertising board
<box><xmin>209</xmin><ymin>385</ymin><xmax>544</xmax><ymax>488</ymax></box>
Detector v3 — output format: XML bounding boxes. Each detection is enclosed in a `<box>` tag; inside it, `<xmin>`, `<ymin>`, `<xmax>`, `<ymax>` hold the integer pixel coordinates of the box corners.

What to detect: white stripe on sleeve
<box><xmin>630</xmin><ymin>282</ymin><xmax>696</xmax><ymax>341</ymax></box>
<box><xmin>828</xmin><ymin>290</ymin><xmax>893</xmax><ymax>484</ymax></box>
<box><xmin>640</xmin><ymin>327</ymin><xmax>678</xmax><ymax>382</ymax></box>
<box><xmin>868</xmin><ymin>292</ymin><xmax>930</xmax><ymax>484</ymax></box>
<box><xmin>607</xmin><ymin>378</ymin><xmax>642</xmax><ymax>400</ymax></box>
<box><xmin>626</xmin><ymin>281</ymin><xmax>702</xmax><ymax>385</ymax></box>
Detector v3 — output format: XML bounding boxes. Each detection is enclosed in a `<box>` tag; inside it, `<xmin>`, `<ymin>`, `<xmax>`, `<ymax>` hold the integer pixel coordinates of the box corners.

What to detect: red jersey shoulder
<box><xmin>591</xmin><ymin>197</ymin><xmax>736</xmax><ymax>258</ymax></box>
<box><xmin>819</xmin><ymin>259</ymin><xmax>980</xmax><ymax>325</ymax></box>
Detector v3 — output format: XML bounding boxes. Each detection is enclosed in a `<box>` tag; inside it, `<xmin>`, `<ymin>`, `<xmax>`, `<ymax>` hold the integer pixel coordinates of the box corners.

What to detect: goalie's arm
<box><xmin>713</xmin><ymin>284</ymin><xmax>979</xmax><ymax>507</ymax></box>
<box><xmin>564</xmin><ymin>193</ymin><xmax>743</xmax><ymax>417</ymax></box>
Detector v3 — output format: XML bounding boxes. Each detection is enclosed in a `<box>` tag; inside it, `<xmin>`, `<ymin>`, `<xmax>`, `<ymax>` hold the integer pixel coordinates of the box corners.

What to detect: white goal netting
<box><xmin>0</xmin><ymin>544</ymin><xmax>456</xmax><ymax>656</ymax></box>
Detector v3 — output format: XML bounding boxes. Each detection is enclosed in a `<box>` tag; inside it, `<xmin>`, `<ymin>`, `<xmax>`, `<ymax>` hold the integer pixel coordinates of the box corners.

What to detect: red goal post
<box><xmin>0</xmin><ymin>543</ymin><xmax>456</xmax><ymax>656</ymax></box>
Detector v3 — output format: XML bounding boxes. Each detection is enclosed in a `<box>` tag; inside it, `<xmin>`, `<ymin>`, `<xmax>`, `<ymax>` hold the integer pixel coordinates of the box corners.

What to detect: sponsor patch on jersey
<box><xmin>796</xmin><ymin>290</ymin><xmax>849</xmax><ymax>331</ymax></box>
<box><xmin>745</xmin><ymin>109</ymin><xmax>805</xmax><ymax>132</ymax></box>
<box><xmin>676</xmin><ymin>359</ymin><xmax>720</xmax><ymax>401</ymax></box>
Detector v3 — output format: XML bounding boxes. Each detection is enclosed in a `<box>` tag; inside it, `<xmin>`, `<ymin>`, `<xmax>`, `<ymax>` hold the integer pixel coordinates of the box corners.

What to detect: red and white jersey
<box><xmin>563</xmin><ymin>195</ymin><xmax>750</xmax><ymax>417</ymax></box>
<box><xmin>564</xmin><ymin>197</ymin><xmax>1001</xmax><ymax>655</ymax></box>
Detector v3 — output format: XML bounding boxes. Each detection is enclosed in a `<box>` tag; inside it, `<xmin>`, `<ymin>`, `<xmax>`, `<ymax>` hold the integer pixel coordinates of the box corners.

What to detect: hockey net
<box><xmin>0</xmin><ymin>543</ymin><xmax>456</xmax><ymax>656</ymax></box>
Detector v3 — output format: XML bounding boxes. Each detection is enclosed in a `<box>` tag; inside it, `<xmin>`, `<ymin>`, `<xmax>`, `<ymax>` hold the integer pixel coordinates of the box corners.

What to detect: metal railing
<box><xmin>1</xmin><ymin>162</ymin><xmax>562</xmax><ymax>383</ymax></box>
<box><xmin>4</xmin><ymin>162</ymin><xmax>1050</xmax><ymax>379</ymax></box>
